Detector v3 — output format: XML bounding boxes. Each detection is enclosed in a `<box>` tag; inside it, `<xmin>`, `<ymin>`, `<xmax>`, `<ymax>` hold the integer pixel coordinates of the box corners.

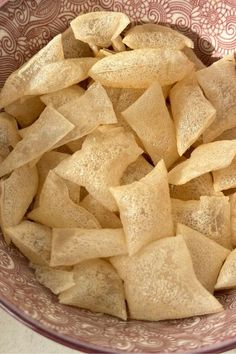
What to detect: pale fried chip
<box><xmin>34</xmin><ymin>264</ymin><xmax>75</xmax><ymax>294</ymax></box>
<box><xmin>121</xmin><ymin>156</ymin><xmax>153</xmax><ymax>185</ymax></box>
<box><xmin>215</xmin><ymin>249</ymin><xmax>236</xmax><ymax>290</ymax></box>
<box><xmin>62</xmin><ymin>27</ymin><xmax>92</xmax><ymax>58</ymax></box>
<box><xmin>110</xmin><ymin>160</ymin><xmax>173</xmax><ymax>255</ymax></box>
<box><xmin>59</xmin><ymin>259</ymin><xmax>127</xmax><ymax>320</ymax></box>
<box><xmin>182</xmin><ymin>47</ymin><xmax>206</xmax><ymax>71</ymax></box>
<box><xmin>197</xmin><ymin>54</ymin><xmax>236</xmax><ymax>142</ymax></box>
<box><xmin>122</xmin><ymin>81</ymin><xmax>178</xmax><ymax>168</ymax></box>
<box><xmin>170</xmin><ymin>72</ymin><xmax>216</xmax><ymax>155</ymax></box>
<box><xmin>51</xmin><ymin>228</ymin><xmax>127</xmax><ymax>266</ymax></box>
<box><xmin>80</xmin><ymin>194</ymin><xmax>122</xmax><ymax>229</ymax></box>
<box><xmin>70</xmin><ymin>12</ymin><xmax>130</xmax><ymax>48</ymax></box>
<box><xmin>112</xmin><ymin>35</ymin><xmax>126</xmax><ymax>52</ymax></box>
<box><xmin>27</xmin><ymin>58</ymin><xmax>98</xmax><ymax>96</ymax></box>
<box><xmin>177</xmin><ymin>223</ymin><xmax>230</xmax><ymax>293</ymax></box>
<box><xmin>0</xmin><ymin>165</ymin><xmax>38</xmax><ymax>244</ymax></box>
<box><xmin>213</xmin><ymin>157</ymin><xmax>236</xmax><ymax>192</ymax></box>
<box><xmin>96</xmin><ymin>49</ymin><xmax>115</xmax><ymax>59</ymax></box>
<box><xmin>54</xmin><ymin>127</ymin><xmax>143</xmax><ymax>211</ymax></box>
<box><xmin>123</xmin><ymin>24</ymin><xmax>193</xmax><ymax>50</ymax></box>
<box><xmin>0</xmin><ymin>112</ymin><xmax>21</xmax><ymax>160</ymax></box>
<box><xmin>0</xmin><ymin>106</ymin><xmax>74</xmax><ymax>177</ymax></box>
<box><xmin>230</xmin><ymin>193</ymin><xmax>236</xmax><ymax>247</ymax></box>
<box><xmin>5</xmin><ymin>96</ymin><xmax>45</xmax><ymax>127</ymax></box>
<box><xmin>89</xmin><ymin>48</ymin><xmax>194</xmax><ymax>88</ymax></box>
<box><xmin>40</xmin><ymin>85</ymin><xmax>85</xmax><ymax>108</ymax></box>
<box><xmin>0</xmin><ymin>34</ymin><xmax>64</xmax><ymax>108</ymax></box>
<box><xmin>168</xmin><ymin>140</ymin><xmax>236</xmax><ymax>185</ymax></box>
<box><xmin>172</xmin><ymin>196</ymin><xmax>232</xmax><ymax>249</ymax></box>
<box><xmin>111</xmin><ymin>236</ymin><xmax>222</xmax><ymax>321</ymax></box>
<box><xmin>5</xmin><ymin>220</ymin><xmax>51</xmax><ymax>265</ymax></box>
<box><xmin>28</xmin><ymin>171</ymin><xmax>100</xmax><ymax>229</ymax></box>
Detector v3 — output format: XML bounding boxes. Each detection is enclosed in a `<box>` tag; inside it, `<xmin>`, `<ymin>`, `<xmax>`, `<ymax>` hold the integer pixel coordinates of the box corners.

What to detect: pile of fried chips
<box><xmin>0</xmin><ymin>11</ymin><xmax>236</xmax><ymax>322</ymax></box>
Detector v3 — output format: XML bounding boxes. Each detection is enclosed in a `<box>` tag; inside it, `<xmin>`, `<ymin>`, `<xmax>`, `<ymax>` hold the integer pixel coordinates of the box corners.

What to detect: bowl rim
<box><xmin>1</xmin><ymin>294</ymin><xmax>236</xmax><ymax>354</ymax></box>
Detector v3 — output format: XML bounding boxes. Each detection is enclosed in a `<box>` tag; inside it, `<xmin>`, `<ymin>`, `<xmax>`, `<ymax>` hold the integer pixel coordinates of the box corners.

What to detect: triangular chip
<box><xmin>0</xmin><ymin>112</ymin><xmax>21</xmax><ymax>160</ymax></box>
<box><xmin>28</xmin><ymin>171</ymin><xmax>100</xmax><ymax>229</ymax></box>
<box><xmin>0</xmin><ymin>165</ymin><xmax>38</xmax><ymax>244</ymax></box>
<box><xmin>51</xmin><ymin>228</ymin><xmax>127</xmax><ymax>266</ymax></box>
<box><xmin>59</xmin><ymin>259</ymin><xmax>127</xmax><ymax>320</ymax></box>
<box><xmin>89</xmin><ymin>48</ymin><xmax>194</xmax><ymax>88</ymax></box>
<box><xmin>0</xmin><ymin>106</ymin><xmax>74</xmax><ymax>177</ymax></box>
<box><xmin>80</xmin><ymin>194</ymin><xmax>122</xmax><ymax>229</ymax></box>
<box><xmin>168</xmin><ymin>140</ymin><xmax>236</xmax><ymax>185</ymax></box>
<box><xmin>213</xmin><ymin>157</ymin><xmax>236</xmax><ymax>192</ymax></box>
<box><xmin>177</xmin><ymin>224</ymin><xmax>230</xmax><ymax>293</ymax></box>
<box><xmin>111</xmin><ymin>236</ymin><xmax>222</xmax><ymax>321</ymax></box>
<box><xmin>110</xmin><ymin>160</ymin><xmax>173</xmax><ymax>255</ymax></box>
<box><xmin>5</xmin><ymin>221</ymin><xmax>51</xmax><ymax>265</ymax></box>
<box><xmin>54</xmin><ymin>127</ymin><xmax>143</xmax><ymax>211</ymax></box>
<box><xmin>0</xmin><ymin>34</ymin><xmax>64</xmax><ymax>108</ymax></box>
<box><xmin>33</xmin><ymin>264</ymin><xmax>75</xmax><ymax>295</ymax></box>
<box><xmin>170</xmin><ymin>72</ymin><xmax>216</xmax><ymax>155</ymax></box>
<box><xmin>40</xmin><ymin>85</ymin><xmax>85</xmax><ymax>108</ymax></box>
<box><xmin>172</xmin><ymin>196</ymin><xmax>231</xmax><ymax>249</ymax></box>
<box><xmin>123</xmin><ymin>24</ymin><xmax>193</xmax><ymax>50</ymax></box>
<box><xmin>122</xmin><ymin>81</ymin><xmax>178</xmax><ymax>168</ymax></box>
<box><xmin>182</xmin><ymin>47</ymin><xmax>206</xmax><ymax>71</ymax></box>
<box><xmin>121</xmin><ymin>156</ymin><xmax>153</xmax><ymax>185</ymax></box>
<box><xmin>62</xmin><ymin>27</ymin><xmax>92</xmax><ymax>58</ymax></box>
<box><xmin>230</xmin><ymin>193</ymin><xmax>236</xmax><ymax>247</ymax></box>
<box><xmin>215</xmin><ymin>249</ymin><xmax>236</xmax><ymax>290</ymax></box>
<box><xmin>70</xmin><ymin>12</ymin><xmax>130</xmax><ymax>48</ymax></box>
<box><xmin>5</xmin><ymin>96</ymin><xmax>45</xmax><ymax>127</ymax></box>
<box><xmin>197</xmin><ymin>54</ymin><xmax>236</xmax><ymax>142</ymax></box>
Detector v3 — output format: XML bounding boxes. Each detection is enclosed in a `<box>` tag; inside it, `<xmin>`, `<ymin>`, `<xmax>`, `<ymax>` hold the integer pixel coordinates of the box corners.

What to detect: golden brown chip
<box><xmin>230</xmin><ymin>193</ymin><xmax>236</xmax><ymax>247</ymax></box>
<box><xmin>96</xmin><ymin>49</ymin><xmax>115</xmax><ymax>59</ymax></box>
<box><xmin>0</xmin><ymin>112</ymin><xmax>21</xmax><ymax>160</ymax></box>
<box><xmin>5</xmin><ymin>96</ymin><xmax>45</xmax><ymax>127</ymax></box>
<box><xmin>197</xmin><ymin>54</ymin><xmax>236</xmax><ymax>142</ymax></box>
<box><xmin>80</xmin><ymin>194</ymin><xmax>122</xmax><ymax>229</ymax></box>
<box><xmin>170</xmin><ymin>72</ymin><xmax>216</xmax><ymax>155</ymax></box>
<box><xmin>122</xmin><ymin>81</ymin><xmax>178</xmax><ymax>168</ymax></box>
<box><xmin>177</xmin><ymin>224</ymin><xmax>230</xmax><ymax>293</ymax></box>
<box><xmin>54</xmin><ymin>127</ymin><xmax>143</xmax><ymax>211</ymax></box>
<box><xmin>0</xmin><ymin>34</ymin><xmax>64</xmax><ymax>108</ymax></box>
<box><xmin>213</xmin><ymin>158</ymin><xmax>236</xmax><ymax>192</ymax></box>
<box><xmin>89</xmin><ymin>48</ymin><xmax>194</xmax><ymax>88</ymax></box>
<box><xmin>51</xmin><ymin>228</ymin><xmax>127</xmax><ymax>266</ymax></box>
<box><xmin>182</xmin><ymin>47</ymin><xmax>206</xmax><ymax>71</ymax></box>
<box><xmin>59</xmin><ymin>259</ymin><xmax>127</xmax><ymax>320</ymax></box>
<box><xmin>70</xmin><ymin>12</ymin><xmax>130</xmax><ymax>48</ymax></box>
<box><xmin>121</xmin><ymin>156</ymin><xmax>153</xmax><ymax>185</ymax></box>
<box><xmin>0</xmin><ymin>165</ymin><xmax>38</xmax><ymax>244</ymax></box>
<box><xmin>62</xmin><ymin>27</ymin><xmax>92</xmax><ymax>58</ymax></box>
<box><xmin>111</xmin><ymin>236</ymin><xmax>222</xmax><ymax>321</ymax></box>
<box><xmin>123</xmin><ymin>24</ymin><xmax>193</xmax><ymax>50</ymax></box>
<box><xmin>0</xmin><ymin>106</ymin><xmax>74</xmax><ymax>177</ymax></box>
<box><xmin>162</xmin><ymin>85</ymin><xmax>172</xmax><ymax>99</ymax></box>
<box><xmin>66</xmin><ymin>137</ymin><xmax>86</xmax><ymax>153</ymax></box>
<box><xmin>168</xmin><ymin>140</ymin><xmax>236</xmax><ymax>185</ymax></box>
<box><xmin>5</xmin><ymin>220</ymin><xmax>51</xmax><ymax>265</ymax></box>
<box><xmin>215</xmin><ymin>249</ymin><xmax>236</xmax><ymax>290</ymax></box>
<box><xmin>28</xmin><ymin>171</ymin><xmax>100</xmax><ymax>229</ymax></box>
<box><xmin>215</xmin><ymin>127</ymin><xmax>236</xmax><ymax>141</ymax></box>
<box><xmin>172</xmin><ymin>196</ymin><xmax>232</xmax><ymax>249</ymax></box>
<box><xmin>40</xmin><ymin>85</ymin><xmax>85</xmax><ymax>108</ymax></box>
<box><xmin>110</xmin><ymin>160</ymin><xmax>173</xmax><ymax>255</ymax></box>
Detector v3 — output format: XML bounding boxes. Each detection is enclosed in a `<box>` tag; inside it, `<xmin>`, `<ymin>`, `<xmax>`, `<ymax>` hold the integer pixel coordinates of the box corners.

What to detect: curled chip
<box><xmin>121</xmin><ymin>156</ymin><xmax>153</xmax><ymax>185</ymax></box>
<box><xmin>213</xmin><ymin>158</ymin><xmax>236</xmax><ymax>192</ymax></box>
<box><xmin>54</xmin><ymin>127</ymin><xmax>143</xmax><ymax>211</ymax></box>
<box><xmin>28</xmin><ymin>171</ymin><xmax>100</xmax><ymax>229</ymax></box>
<box><xmin>168</xmin><ymin>140</ymin><xmax>236</xmax><ymax>185</ymax></box>
<box><xmin>122</xmin><ymin>81</ymin><xmax>178</xmax><ymax>168</ymax></box>
<box><xmin>177</xmin><ymin>224</ymin><xmax>230</xmax><ymax>293</ymax></box>
<box><xmin>110</xmin><ymin>160</ymin><xmax>173</xmax><ymax>255</ymax></box>
<box><xmin>80</xmin><ymin>194</ymin><xmax>122</xmax><ymax>229</ymax></box>
<box><xmin>0</xmin><ymin>106</ymin><xmax>74</xmax><ymax>177</ymax></box>
<box><xmin>172</xmin><ymin>196</ymin><xmax>231</xmax><ymax>249</ymax></box>
<box><xmin>170</xmin><ymin>72</ymin><xmax>216</xmax><ymax>155</ymax></box>
<box><xmin>33</xmin><ymin>265</ymin><xmax>75</xmax><ymax>295</ymax></box>
<box><xmin>51</xmin><ymin>228</ymin><xmax>127</xmax><ymax>266</ymax></box>
<box><xmin>215</xmin><ymin>249</ymin><xmax>236</xmax><ymax>290</ymax></box>
<box><xmin>70</xmin><ymin>11</ymin><xmax>130</xmax><ymax>49</ymax></box>
<box><xmin>5</xmin><ymin>96</ymin><xmax>45</xmax><ymax>127</ymax></box>
<box><xmin>62</xmin><ymin>27</ymin><xmax>92</xmax><ymax>59</ymax></box>
<box><xmin>5</xmin><ymin>221</ymin><xmax>51</xmax><ymax>266</ymax></box>
<box><xmin>27</xmin><ymin>58</ymin><xmax>98</xmax><ymax>96</ymax></box>
<box><xmin>111</xmin><ymin>236</ymin><xmax>222</xmax><ymax>321</ymax></box>
<box><xmin>197</xmin><ymin>54</ymin><xmax>236</xmax><ymax>142</ymax></box>
<box><xmin>123</xmin><ymin>24</ymin><xmax>193</xmax><ymax>50</ymax></box>
<box><xmin>0</xmin><ymin>112</ymin><xmax>21</xmax><ymax>160</ymax></box>
<box><xmin>0</xmin><ymin>34</ymin><xmax>64</xmax><ymax>108</ymax></box>
<box><xmin>89</xmin><ymin>48</ymin><xmax>194</xmax><ymax>88</ymax></box>
<box><xmin>40</xmin><ymin>85</ymin><xmax>84</xmax><ymax>108</ymax></box>
<box><xmin>182</xmin><ymin>47</ymin><xmax>206</xmax><ymax>71</ymax></box>
<box><xmin>0</xmin><ymin>165</ymin><xmax>38</xmax><ymax>244</ymax></box>
<box><xmin>59</xmin><ymin>259</ymin><xmax>127</xmax><ymax>320</ymax></box>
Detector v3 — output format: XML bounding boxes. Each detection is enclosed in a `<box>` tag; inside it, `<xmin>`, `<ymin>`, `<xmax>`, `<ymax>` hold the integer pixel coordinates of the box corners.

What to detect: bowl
<box><xmin>0</xmin><ymin>1</ymin><xmax>236</xmax><ymax>353</ymax></box>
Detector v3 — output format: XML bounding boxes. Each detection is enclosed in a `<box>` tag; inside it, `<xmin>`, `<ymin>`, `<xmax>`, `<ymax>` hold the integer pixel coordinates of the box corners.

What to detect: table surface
<box><xmin>1</xmin><ymin>307</ymin><xmax>236</xmax><ymax>354</ymax></box>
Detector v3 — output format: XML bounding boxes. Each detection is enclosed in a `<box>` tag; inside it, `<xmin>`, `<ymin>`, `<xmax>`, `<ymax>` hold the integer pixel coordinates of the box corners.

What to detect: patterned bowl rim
<box><xmin>1</xmin><ymin>294</ymin><xmax>236</xmax><ymax>354</ymax></box>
